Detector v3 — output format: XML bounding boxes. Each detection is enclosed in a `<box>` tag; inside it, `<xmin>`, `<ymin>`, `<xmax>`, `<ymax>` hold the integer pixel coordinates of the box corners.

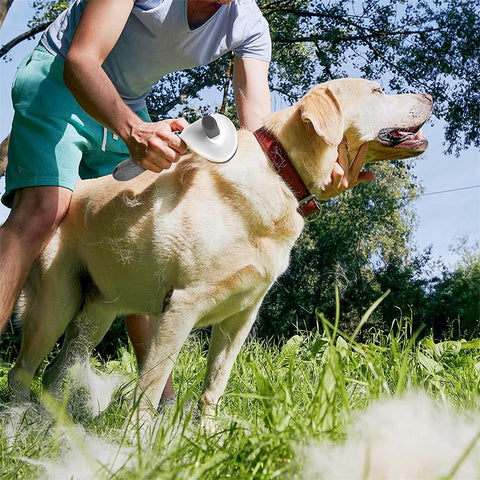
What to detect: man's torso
<box><xmin>41</xmin><ymin>0</ymin><xmax>271</xmax><ymax>110</ymax></box>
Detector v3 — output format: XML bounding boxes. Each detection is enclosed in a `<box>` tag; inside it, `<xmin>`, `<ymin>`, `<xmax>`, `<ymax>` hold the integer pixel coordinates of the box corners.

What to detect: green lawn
<box><xmin>1</xmin><ymin>314</ymin><xmax>480</xmax><ymax>479</ymax></box>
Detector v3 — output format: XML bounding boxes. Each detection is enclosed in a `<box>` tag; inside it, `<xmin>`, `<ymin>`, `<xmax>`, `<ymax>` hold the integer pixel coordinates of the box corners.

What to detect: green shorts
<box><xmin>3</xmin><ymin>44</ymin><xmax>150</xmax><ymax>208</ymax></box>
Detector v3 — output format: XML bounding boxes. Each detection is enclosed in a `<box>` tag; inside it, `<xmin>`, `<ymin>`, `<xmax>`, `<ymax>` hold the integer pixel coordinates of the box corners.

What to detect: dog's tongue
<box><xmin>391</xmin><ymin>129</ymin><xmax>412</xmax><ymax>139</ymax></box>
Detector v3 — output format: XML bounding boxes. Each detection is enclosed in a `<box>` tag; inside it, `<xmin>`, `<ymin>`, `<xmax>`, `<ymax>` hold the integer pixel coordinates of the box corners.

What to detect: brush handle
<box><xmin>202</xmin><ymin>115</ymin><xmax>220</xmax><ymax>139</ymax></box>
<box><xmin>112</xmin><ymin>159</ymin><xmax>146</xmax><ymax>181</ymax></box>
<box><xmin>113</xmin><ymin>131</ymin><xmax>184</xmax><ymax>181</ymax></box>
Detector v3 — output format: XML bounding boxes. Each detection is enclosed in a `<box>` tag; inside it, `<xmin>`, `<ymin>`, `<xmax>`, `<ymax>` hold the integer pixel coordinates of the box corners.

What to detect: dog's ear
<box><xmin>299</xmin><ymin>87</ymin><xmax>344</xmax><ymax>147</ymax></box>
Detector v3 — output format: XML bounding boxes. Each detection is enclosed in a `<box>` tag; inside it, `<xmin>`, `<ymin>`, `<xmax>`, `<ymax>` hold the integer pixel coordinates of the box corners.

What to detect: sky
<box><xmin>0</xmin><ymin>1</ymin><xmax>479</xmax><ymax>271</ymax></box>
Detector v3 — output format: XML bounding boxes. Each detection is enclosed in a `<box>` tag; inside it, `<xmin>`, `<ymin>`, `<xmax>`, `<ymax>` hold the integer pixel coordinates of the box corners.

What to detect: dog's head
<box><xmin>267</xmin><ymin>78</ymin><xmax>433</xmax><ymax>193</ymax></box>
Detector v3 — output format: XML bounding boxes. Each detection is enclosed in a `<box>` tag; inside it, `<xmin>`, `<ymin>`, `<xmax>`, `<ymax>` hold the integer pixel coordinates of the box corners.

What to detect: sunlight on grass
<box><xmin>1</xmin><ymin>294</ymin><xmax>480</xmax><ymax>479</ymax></box>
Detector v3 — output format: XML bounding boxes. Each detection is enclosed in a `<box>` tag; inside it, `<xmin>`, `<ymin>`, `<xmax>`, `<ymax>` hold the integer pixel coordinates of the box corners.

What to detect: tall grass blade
<box><xmin>351</xmin><ymin>290</ymin><xmax>391</xmax><ymax>342</ymax></box>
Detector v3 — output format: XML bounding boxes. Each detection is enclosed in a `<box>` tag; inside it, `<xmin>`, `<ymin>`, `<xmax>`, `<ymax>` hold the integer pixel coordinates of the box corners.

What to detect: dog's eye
<box><xmin>372</xmin><ymin>87</ymin><xmax>384</xmax><ymax>95</ymax></box>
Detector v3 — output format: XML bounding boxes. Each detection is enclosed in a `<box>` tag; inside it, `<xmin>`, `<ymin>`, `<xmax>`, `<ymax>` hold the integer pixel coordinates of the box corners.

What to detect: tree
<box><xmin>0</xmin><ymin>0</ymin><xmax>14</xmax><ymax>28</ymax></box>
<box><xmin>256</xmin><ymin>160</ymin><xmax>433</xmax><ymax>338</ymax></box>
<box><xmin>426</xmin><ymin>240</ymin><xmax>480</xmax><ymax>338</ymax></box>
<box><xmin>0</xmin><ymin>1</ymin><xmax>66</xmax><ymax>56</ymax></box>
<box><xmin>1</xmin><ymin>1</ymin><xmax>479</xmax><ymax>153</ymax></box>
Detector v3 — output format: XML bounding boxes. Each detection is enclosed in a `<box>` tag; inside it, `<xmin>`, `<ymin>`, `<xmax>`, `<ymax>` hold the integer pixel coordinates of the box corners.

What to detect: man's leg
<box><xmin>125</xmin><ymin>314</ymin><xmax>175</xmax><ymax>401</ymax></box>
<box><xmin>0</xmin><ymin>186</ymin><xmax>72</xmax><ymax>333</ymax></box>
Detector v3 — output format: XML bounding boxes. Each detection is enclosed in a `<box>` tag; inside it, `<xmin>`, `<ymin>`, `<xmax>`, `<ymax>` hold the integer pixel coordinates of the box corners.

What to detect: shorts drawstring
<box><xmin>101</xmin><ymin>127</ymin><xmax>107</xmax><ymax>152</ymax></box>
<box><xmin>101</xmin><ymin>128</ymin><xmax>119</xmax><ymax>151</ymax></box>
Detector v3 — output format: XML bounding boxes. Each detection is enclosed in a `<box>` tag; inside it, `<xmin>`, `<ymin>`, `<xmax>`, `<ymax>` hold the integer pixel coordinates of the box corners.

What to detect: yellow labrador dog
<box><xmin>9</xmin><ymin>79</ymin><xmax>432</xmax><ymax>423</ymax></box>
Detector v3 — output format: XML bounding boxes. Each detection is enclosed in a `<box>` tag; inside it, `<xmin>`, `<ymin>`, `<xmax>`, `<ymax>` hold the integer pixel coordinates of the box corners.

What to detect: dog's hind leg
<box><xmin>199</xmin><ymin>303</ymin><xmax>261</xmax><ymax>430</ymax></box>
<box><xmin>8</xmin><ymin>262</ymin><xmax>82</xmax><ymax>401</ymax></box>
<box><xmin>42</xmin><ymin>300</ymin><xmax>117</xmax><ymax>393</ymax></box>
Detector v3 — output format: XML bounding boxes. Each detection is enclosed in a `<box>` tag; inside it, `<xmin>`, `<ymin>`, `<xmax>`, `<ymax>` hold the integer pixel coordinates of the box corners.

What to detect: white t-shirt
<box><xmin>41</xmin><ymin>0</ymin><xmax>271</xmax><ymax>111</ymax></box>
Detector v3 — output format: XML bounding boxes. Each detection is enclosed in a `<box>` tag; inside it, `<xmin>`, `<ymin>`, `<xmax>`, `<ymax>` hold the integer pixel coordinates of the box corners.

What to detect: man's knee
<box><xmin>6</xmin><ymin>186</ymin><xmax>72</xmax><ymax>240</ymax></box>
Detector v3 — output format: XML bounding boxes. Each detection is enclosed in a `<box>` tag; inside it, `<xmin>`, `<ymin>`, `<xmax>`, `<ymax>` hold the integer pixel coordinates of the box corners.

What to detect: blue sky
<box><xmin>1</xmin><ymin>1</ymin><xmax>479</xmax><ymax>270</ymax></box>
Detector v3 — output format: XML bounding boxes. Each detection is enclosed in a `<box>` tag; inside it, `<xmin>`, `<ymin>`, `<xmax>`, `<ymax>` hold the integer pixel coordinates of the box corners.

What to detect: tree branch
<box><xmin>358</xmin><ymin>37</ymin><xmax>435</xmax><ymax>95</ymax></box>
<box><xmin>0</xmin><ymin>21</ymin><xmax>51</xmax><ymax>58</ymax></box>
<box><xmin>273</xmin><ymin>29</ymin><xmax>439</xmax><ymax>44</ymax></box>
<box><xmin>0</xmin><ymin>134</ymin><xmax>9</xmax><ymax>178</ymax></box>
<box><xmin>220</xmin><ymin>53</ymin><xmax>234</xmax><ymax>114</ymax></box>
<box><xmin>0</xmin><ymin>0</ymin><xmax>14</xmax><ymax>28</ymax></box>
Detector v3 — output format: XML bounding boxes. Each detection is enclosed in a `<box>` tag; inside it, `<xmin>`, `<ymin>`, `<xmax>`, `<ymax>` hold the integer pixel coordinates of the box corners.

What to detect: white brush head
<box><xmin>179</xmin><ymin>113</ymin><xmax>238</xmax><ymax>163</ymax></box>
<box><xmin>112</xmin><ymin>114</ymin><xmax>237</xmax><ymax>181</ymax></box>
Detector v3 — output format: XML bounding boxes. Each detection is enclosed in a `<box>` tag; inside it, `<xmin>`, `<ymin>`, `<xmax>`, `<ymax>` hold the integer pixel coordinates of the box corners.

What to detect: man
<box><xmin>0</xmin><ymin>0</ymin><xmax>372</xmax><ymax>403</ymax></box>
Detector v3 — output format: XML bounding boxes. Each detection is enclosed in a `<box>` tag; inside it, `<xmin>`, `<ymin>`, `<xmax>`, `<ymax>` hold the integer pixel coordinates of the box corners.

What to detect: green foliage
<box><xmin>0</xmin><ymin>315</ymin><xmax>130</xmax><ymax>365</ymax></box>
<box><xmin>426</xmin><ymin>240</ymin><xmax>480</xmax><ymax>337</ymax></box>
<box><xmin>258</xmin><ymin>223</ymin><xmax>480</xmax><ymax>341</ymax></box>
<box><xmin>393</xmin><ymin>0</ymin><xmax>480</xmax><ymax>153</ymax></box>
<box><xmin>28</xmin><ymin>0</ymin><xmax>69</xmax><ymax>27</ymax></box>
<box><xmin>257</xmin><ymin>161</ymin><xmax>429</xmax><ymax>338</ymax></box>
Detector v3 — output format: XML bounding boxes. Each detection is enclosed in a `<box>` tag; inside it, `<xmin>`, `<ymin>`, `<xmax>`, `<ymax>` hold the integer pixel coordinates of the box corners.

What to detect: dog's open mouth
<box><xmin>377</xmin><ymin>125</ymin><xmax>428</xmax><ymax>151</ymax></box>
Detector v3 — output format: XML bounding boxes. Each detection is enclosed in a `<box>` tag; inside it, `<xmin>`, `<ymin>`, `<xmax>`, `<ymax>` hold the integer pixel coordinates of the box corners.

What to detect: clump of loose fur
<box><xmin>67</xmin><ymin>361</ymin><xmax>124</xmax><ymax>418</ymax></box>
<box><xmin>303</xmin><ymin>393</ymin><xmax>480</xmax><ymax>479</ymax></box>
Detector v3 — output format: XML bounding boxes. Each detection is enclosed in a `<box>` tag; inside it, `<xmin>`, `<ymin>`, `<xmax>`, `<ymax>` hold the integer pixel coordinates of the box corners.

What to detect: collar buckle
<box><xmin>298</xmin><ymin>194</ymin><xmax>322</xmax><ymax>221</ymax></box>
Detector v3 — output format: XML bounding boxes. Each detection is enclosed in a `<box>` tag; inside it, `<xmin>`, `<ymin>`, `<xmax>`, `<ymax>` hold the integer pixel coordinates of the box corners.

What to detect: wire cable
<box><xmin>420</xmin><ymin>185</ymin><xmax>480</xmax><ymax>197</ymax></box>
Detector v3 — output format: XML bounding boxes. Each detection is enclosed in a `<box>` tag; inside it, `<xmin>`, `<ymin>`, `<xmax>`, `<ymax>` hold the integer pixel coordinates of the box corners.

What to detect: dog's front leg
<box><xmin>199</xmin><ymin>304</ymin><xmax>261</xmax><ymax>431</ymax></box>
<box><xmin>137</xmin><ymin>300</ymin><xmax>195</xmax><ymax>414</ymax></box>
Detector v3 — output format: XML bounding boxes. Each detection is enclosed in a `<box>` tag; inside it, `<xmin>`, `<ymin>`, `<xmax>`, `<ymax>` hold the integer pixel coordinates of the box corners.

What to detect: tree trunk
<box><xmin>0</xmin><ymin>0</ymin><xmax>14</xmax><ymax>28</ymax></box>
<box><xmin>0</xmin><ymin>135</ymin><xmax>9</xmax><ymax>177</ymax></box>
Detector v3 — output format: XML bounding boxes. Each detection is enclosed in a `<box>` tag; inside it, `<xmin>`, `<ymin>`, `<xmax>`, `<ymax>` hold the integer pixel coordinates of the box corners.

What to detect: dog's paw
<box><xmin>6</xmin><ymin>370</ymin><xmax>31</xmax><ymax>403</ymax></box>
<box><xmin>157</xmin><ymin>397</ymin><xmax>200</xmax><ymax>420</ymax></box>
<box><xmin>200</xmin><ymin>415</ymin><xmax>218</xmax><ymax>433</ymax></box>
<box><xmin>156</xmin><ymin>397</ymin><xmax>176</xmax><ymax>414</ymax></box>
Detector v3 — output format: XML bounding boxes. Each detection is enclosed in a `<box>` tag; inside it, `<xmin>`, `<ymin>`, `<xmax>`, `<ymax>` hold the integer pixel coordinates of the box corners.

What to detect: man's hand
<box><xmin>318</xmin><ymin>143</ymin><xmax>375</xmax><ymax>200</ymax></box>
<box><xmin>126</xmin><ymin>118</ymin><xmax>190</xmax><ymax>173</ymax></box>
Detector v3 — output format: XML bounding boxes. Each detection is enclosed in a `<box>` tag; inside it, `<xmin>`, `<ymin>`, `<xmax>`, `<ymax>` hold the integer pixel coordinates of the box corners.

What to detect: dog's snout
<box><xmin>419</xmin><ymin>93</ymin><xmax>433</xmax><ymax>104</ymax></box>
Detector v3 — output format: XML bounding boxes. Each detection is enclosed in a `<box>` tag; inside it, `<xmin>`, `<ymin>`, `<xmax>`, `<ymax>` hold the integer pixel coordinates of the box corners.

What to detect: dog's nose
<box><xmin>419</xmin><ymin>93</ymin><xmax>433</xmax><ymax>104</ymax></box>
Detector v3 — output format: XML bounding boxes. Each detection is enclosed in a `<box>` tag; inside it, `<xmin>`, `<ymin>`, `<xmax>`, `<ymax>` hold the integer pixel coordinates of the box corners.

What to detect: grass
<box><xmin>1</xmin><ymin>305</ymin><xmax>480</xmax><ymax>479</ymax></box>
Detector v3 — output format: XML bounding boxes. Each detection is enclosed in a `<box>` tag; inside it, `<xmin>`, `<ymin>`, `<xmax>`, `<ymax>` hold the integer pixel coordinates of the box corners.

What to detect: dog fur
<box><xmin>8</xmin><ymin>79</ymin><xmax>432</xmax><ymax>425</ymax></box>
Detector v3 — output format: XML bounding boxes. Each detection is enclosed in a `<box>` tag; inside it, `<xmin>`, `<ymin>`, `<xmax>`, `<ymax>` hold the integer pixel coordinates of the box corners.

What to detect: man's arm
<box><xmin>233</xmin><ymin>57</ymin><xmax>271</xmax><ymax>131</ymax></box>
<box><xmin>63</xmin><ymin>0</ymin><xmax>187</xmax><ymax>172</ymax></box>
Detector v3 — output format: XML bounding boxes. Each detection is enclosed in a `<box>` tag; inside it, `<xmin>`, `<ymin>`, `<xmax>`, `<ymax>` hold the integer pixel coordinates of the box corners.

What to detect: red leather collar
<box><xmin>253</xmin><ymin>127</ymin><xmax>320</xmax><ymax>218</ymax></box>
